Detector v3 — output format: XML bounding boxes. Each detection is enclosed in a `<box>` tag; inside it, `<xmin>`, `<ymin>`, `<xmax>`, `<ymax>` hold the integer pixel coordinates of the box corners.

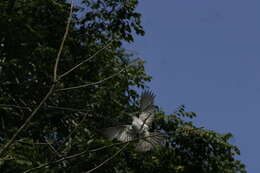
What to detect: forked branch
<box><xmin>23</xmin><ymin>133</ymin><xmax>164</xmax><ymax>173</ymax></box>
<box><xmin>56</xmin><ymin>58</ymin><xmax>142</xmax><ymax>92</ymax></box>
<box><xmin>0</xmin><ymin>0</ymin><xmax>74</xmax><ymax>157</ymax></box>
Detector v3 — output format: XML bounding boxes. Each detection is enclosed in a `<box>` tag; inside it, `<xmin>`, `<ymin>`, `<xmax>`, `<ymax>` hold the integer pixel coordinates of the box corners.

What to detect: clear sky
<box><xmin>126</xmin><ymin>0</ymin><xmax>260</xmax><ymax>172</ymax></box>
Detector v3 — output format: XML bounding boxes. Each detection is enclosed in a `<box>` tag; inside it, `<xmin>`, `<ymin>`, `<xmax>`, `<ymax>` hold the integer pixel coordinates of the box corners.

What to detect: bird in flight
<box><xmin>102</xmin><ymin>90</ymin><xmax>163</xmax><ymax>152</ymax></box>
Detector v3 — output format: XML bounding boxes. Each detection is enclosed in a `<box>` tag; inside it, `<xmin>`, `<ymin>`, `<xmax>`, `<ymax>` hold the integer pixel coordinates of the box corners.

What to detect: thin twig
<box><xmin>0</xmin><ymin>104</ymin><xmax>29</xmax><ymax>110</ymax></box>
<box><xmin>19</xmin><ymin>98</ymin><xmax>33</xmax><ymax>112</ymax></box>
<box><xmin>0</xmin><ymin>84</ymin><xmax>56</xmax><ymax>157</ymax></box>
<box><xmin>53</xmin><ymin>0</ymin><xmax>74</xmax><ymax>81</ymax></box>
<box><xmin>58</xmin><ymin>40</ymin><xmax>114</xmax><ymax>80</ymax></box>
<box><xmin>57</xmin><ymin>70</ymin><xmax>122</xmax><ymax>91</ymax></box>
<box><xmin>56</xmin><ymin>59</ymin><xmax>141</xmax><ymax>92</ymax></box>
<box><xmin>1</xmin><ymin>115</ymin><xmax>5</xmax><ymax>130</ymax></box>
<box><xmin>0</xmin><ymin>155</ymin><xmax>15</xmax><ymax>161</ymax></box>
<box><xmin>23</xmin><ymin>133</ymin><xmax>164</xmax><ymax>173</ymax></box>
<box><xmin>0</xmin><ymin>104</ymin><xmax>90</xmax><ymax>113</ymax></box>
<box><xmin>45</xmin><ymin>105</ymin><xmax>90</xmax><ymax>113</ymax></box>
<box><xmin>86</xmin><ymin>143</ymin><xmax>129</xmax><ymax>173</ymax></box>
<box><xmin>59</xmin><ymin>114</ymin><xmax>88</xmax><ymax>152</ymax></box>
<box><xmin>17</xmin><ymin>141</ymin><xmax>54</xmax><ymax>145</ymax></box>
<box><xmin>45</xmin><ymin>138</ymin><xmax>62</xmax><ymax>158</ymax></box>
<box><xmin>23</xmin><ymin>150</ymin><xmax>88</xmax><ymax>173</ymax></box>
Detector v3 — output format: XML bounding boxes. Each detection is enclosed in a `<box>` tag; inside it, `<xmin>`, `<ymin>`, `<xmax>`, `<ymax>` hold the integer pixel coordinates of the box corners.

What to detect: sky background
<box><xmin>126</xmin><ymin>0</ymin><xmax>260</xmax><ymax>172</ymax></box>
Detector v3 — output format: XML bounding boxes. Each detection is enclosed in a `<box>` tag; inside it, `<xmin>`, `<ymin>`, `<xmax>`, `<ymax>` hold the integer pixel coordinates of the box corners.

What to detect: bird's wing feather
<box><xmin>102</xmin><ymin>125</ymin><xmax>134</xmax><ymax>142</ymax></box>
<box><xmin>140</xmin><ymin>90</ymin><xmax>155</xmax><ymax>112</ymax></box>
<box><xmin>135</xmin><ymin>139</ymin><xmax>153</xmax><ymax>152</ymax></box>
<box><xmin>135</xmin><ymin>132</ymin><xmax>163</xmax><ymax>152</ymax></box>
<box><xmin>139</xmin><ymin>90</ymin><xmax>156</xmax><ymax>126</ymax></box>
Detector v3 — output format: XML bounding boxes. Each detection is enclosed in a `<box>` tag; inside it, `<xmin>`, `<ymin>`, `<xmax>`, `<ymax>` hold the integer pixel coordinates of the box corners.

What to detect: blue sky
<box><xmin>126</xmin><ymin>0</ymin><xmax>260</xmax><ymax>172</ymax></box>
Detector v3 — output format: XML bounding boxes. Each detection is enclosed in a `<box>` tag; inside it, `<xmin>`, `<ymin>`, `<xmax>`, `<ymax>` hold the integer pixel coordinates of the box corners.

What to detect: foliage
<box><xmin>0</xmin><ymin>0</ymin><xmax>246</xmax><ymax>173</ymax></box>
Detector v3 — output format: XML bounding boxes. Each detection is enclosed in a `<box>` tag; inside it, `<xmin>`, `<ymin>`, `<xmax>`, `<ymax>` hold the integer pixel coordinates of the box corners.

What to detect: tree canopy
<box><xmin>0</xmin><ymin>0</ymin><xmax>247</xmax><ymax>172</ymax></box>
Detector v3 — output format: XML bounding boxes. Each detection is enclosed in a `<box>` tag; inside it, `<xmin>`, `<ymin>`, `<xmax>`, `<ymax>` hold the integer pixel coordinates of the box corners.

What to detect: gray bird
<box><xmin>102</xmin><ymin>90</ymin><xmax>163</xmax><ymax>152</ymax></box>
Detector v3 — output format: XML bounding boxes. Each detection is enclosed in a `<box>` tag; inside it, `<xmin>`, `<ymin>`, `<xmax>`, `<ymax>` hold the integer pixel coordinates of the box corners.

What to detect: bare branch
<box><xmin>58</xmin><ymin>114</ymin><xmax>88</xmax><ymax>152</ymax></box>
<box><xmin>24</xmin><ymin>148</ymin><xmax>90</xmax><ymax>173</ymax></box>
<box><xmin>0</xmin><ymin>104</ymin><xmax>91</xmax><ymax>113</ymax></box>
<box><xmin>45</xmin><ymin>105</ymin><xmax>91</xmax><ymax>113</ymax></box>
<box><xmin>0</xmin><ymin>155</ymin><xmax>15</xmax><ymax>161</ymax></box>
<box><xmin>0</xmin><ymin>0</ymin><xmax>74</xmax><ymax>157</ymax></box>
<box><xmin>57</xmin><ymin>70</ymin><xmax>123</xmax><ymax>91</ymax></box>
<box><xmin>0</xmin><ymin>84</ymin><xmax>55</xmax><ymax>157</ymax></box>
<box><xmin>58</xmin><ymin>40</ymin><xmax>114</xmax><ymax>80</ymax></box>
<box><xmin>86</xmin><ymin>143</ymin><xmax>129</xmax><ymax>173</ymax></box>
<box><xmin>17</xmin><ymin>140</ymin><xmax>54</xmax><ymax>145</ymax></box>
<box><xmin>53</xmin><ymin>0</ymin><xmax>74</xmax><ymax>81</ymax></box>
<box><xmin>0</xmin><ymin>104</ymin><xmax>30</xmax><ymax>110</ymax></box>
<box><xmin>1</xmin><ymin>115</ymin><xmax>5</xmax><ymax>130</ymax></box>
<box><xmin>56</xmin><ymin>58</ymin><xmax>142</xmax><ymax>92</ymax></box>
<box><xmin>45</xmin><ymin>138</ymin><xmax>62</xmax><ymax>158</ymax></box>
<box><xmin>23</xmin><ymin>133</ymin><xmax>164</xmax><ymax>173</ymax></box>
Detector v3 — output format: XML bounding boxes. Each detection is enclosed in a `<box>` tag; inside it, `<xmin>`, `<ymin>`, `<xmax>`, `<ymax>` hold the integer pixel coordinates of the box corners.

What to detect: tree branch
<box><xmin>0</xmin><ymin>104</ymin><xmax>91</xmax><ymax>113</ymax></box>
<box><xmin>53</xmin><ymin>0</ymin><xmax>74</xmax><ymax>81</ymax></box>
<box><xmin>45</xmin><ymin>105</ymin><xmax>91</xmax><ymax>113</ymax></box>
<box><xmin>56</xmin><ymin>58</ymin><xmax>142</xmax><ymax>92</ymax></box>
<box><xmin>86</xmin><ymin>143</ymin><xmax>129</xmax><ymax>173</ymax></box>
<box><xmin>0</xmin><ymin>0</ymin><xmax>74</xmax><ymax>157</ymax></box>
<box><xmin>23</xmin><ymin>150</ymin><xmax>88</xmax><ymax>173</ymax></box>
<box><xmin>23</xmin><ymin>133</ymin><xmax>164</xmax><ymax>173</ymax></box>
<box><xmin>58</xmin><ymin>40</ymin><xmax>114</xmax><ymax>80</ymax></box>
<box><xmin>44</xmin><ymin>138</ymin><xmax>62</xmax><ymax>158</ymax></box>
<box><xmin>0</xmin><ymin>84</ymin><xmax>56</xmax><ymax>157</ymax></box>
<box><xmin>58</xmin><ymin>114</ymin><xmax>88</xmax><ymax>152</ymax></box>
<box><xmin>0</xmin><ymin>104</ymin><xmax>30</xmax><ymax>110</ymax></box>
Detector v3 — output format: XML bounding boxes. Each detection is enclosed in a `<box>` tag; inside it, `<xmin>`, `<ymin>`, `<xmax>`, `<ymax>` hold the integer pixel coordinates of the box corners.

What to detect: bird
<box><xmin>102</xmin><ymin>90</ymin><xmax>163</xmax><ymax>152</ymax></box>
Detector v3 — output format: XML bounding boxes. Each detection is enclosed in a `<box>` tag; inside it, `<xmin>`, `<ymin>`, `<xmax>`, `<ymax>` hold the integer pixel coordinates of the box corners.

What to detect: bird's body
<box><xmin>132</xmin><ymin>116</ymin><xmax>148</xmax><ymax>132</ymax></box>
<box><xmin>102</xmin><ymin>90</ymin><xmax>163</xmax><ymax>152</ymax></box>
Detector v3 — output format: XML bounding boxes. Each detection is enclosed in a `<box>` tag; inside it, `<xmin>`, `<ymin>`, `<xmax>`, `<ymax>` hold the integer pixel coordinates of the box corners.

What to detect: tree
<box><xmin>0</xmin><ymin>0</ymin><xmax>247</xmax><ymax>172</ymax></box>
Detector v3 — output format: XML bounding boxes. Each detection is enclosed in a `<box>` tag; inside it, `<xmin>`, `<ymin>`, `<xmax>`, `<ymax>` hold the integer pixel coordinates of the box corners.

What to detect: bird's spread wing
<box><xmin>139</xmin><ymin>90</ymin><xmax>156</xmax><ymax>126</ymax></box>
<box><xmin>135</xmin><ymin>132</ymin><xmax>163</xmax><ymax>152</ymax></box>
<box><xmin>140</xmin><ymin>90</ymin><xmax>155</xmax><ymax>112</ymax></box>
<box><xmin>102</xmin><ymin>125</ymin><xmax>134</xmax><ymax>142</ymax></box>
<box><xmin>135</xmin><ymin>139</ymin><xmax>153</xmax><ymax>152</ymax></box>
